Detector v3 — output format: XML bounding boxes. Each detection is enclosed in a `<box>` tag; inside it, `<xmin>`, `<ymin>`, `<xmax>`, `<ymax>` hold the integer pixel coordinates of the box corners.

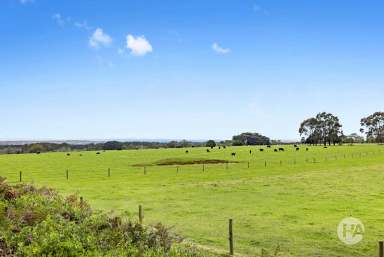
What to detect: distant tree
<box><xmin>317</xmin><ymin>112</ymin><xmax>343</xmax><ymax>145</ymax></box>
<box><xmin>102</xmin><ymin>141</ymin><xmax>123</xmax><ymax>150</ymax></box>
<box><xmin>26</xmin><ymin>143</ymin><xmax>47</xmax><ymax>153</ymax></box>
<box><xmin>342</xmin><ymin>133</ymin><xmax>365</xmax><ymax>144</ymax></box>
<box><xmin>232</xmin><ymin>132</ymin><xmax>270</xmax><ymax>146</ymax></box>
<box><xmin>206</xmin><ymin>140</ymin><xmax>216</xmax><ymax>148</ymax></box>
<box><xmin>271</xmin><ymin>139</ymin><xmax>282</xmax><ymax>145</ymax></box>
<box><xmin>360</xmin><ymin>112</ymin><xmax>384</xmax><ymax>143</ymax></box>
<box><xmin>167</xmin><ymin>141</ymin><xmax>178</xmax><ymax>148</ymax></box>
<box><xmin>299</xmin><ymin>112</ymin><xmax>343</xmax><ymax>145</ymax></box>
<box><xmin>299</xmin><ymin>118</ymin><xmax>320</xmax><ymax>145</ymax></box>
<box><xmin>179</xmin><ymin>140</ymin><xmax>190</xmax><ymax>148</ymax></box>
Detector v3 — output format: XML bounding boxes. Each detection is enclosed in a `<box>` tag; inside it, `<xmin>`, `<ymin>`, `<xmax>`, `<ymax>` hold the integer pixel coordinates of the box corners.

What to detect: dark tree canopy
<box><xmin>299</xmin><ymin>112</ymin><xmax>343</xmax><ymax>145</ymax></box>
<box><xmin>102</xmin><ymin>141</ymin><xmax>123</xmax><ymax>150</ymax></box>
<box><xmin>360</xmin><ymin>112</ymin><xmax>384</xmax><ymax>143</ymax></box>
<box><xmin>205</xmin><ymin>140</ymin><xmax>217</xmax><ymax>148</ymax></box>
<box><xmin>232</xmin><ymin>132</ymin><xmax>270</xmax><ymax>146</ymax></box>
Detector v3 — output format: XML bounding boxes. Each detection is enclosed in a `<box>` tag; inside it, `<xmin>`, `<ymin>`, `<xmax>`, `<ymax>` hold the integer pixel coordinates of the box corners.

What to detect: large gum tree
<box><xmin>360</xmin><ymin>112</ymin><xmax>384</xmax><ymax>143</ymax></box>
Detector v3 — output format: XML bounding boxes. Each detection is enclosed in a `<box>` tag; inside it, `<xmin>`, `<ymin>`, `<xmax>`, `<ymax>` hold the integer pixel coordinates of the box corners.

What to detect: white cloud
<box><xmin>52</xmin><ymin>13</ymin><xmax>91</xmax><ymax>30</ymax></box>
<box><xmin>126</xmin><ymin>35</ymin><xmax>153</xmax><ymax>56</ymax></box>
<box><xmin>212</xmin><ymin>42</ymin><xmax>230</xmax><ymax>54</ymax></box>
<box><xmin>52</xmin><ymin>13</ymin><xmax>72</xmax><ymax>27</ymax></box>
<box><xmin>89</xmin><ymin>28</ymin><xmax>112</xmax><ymax>48</ymax></box>
<box><xmin>74</xmin><ymin>21</ymin><xmax>91</xmax><ymax>30</ymax></box>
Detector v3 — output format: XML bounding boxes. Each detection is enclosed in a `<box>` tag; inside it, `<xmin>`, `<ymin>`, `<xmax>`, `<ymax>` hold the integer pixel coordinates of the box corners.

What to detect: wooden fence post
<box><xmin>108</xmin><ymin>168</ymin><xmax>110</xmax><ymax>177</ymax></box>
<box><xmin>177</xmin><ymin>166</ymin><xmax>179</xmax><ymax>173</ymax></box>
<box><xmin>139</xmin><ymin>205</ymin><xmax>143</xmax><ymax>224</ymax></box>
<box><xmin>264</xmin><ymin>160</ymin><xmax>267</xmax><ymax>167</ymax></box>
<box><xmin>66</xmin><ymin>169</ymin><xmax>69</xmax><ymax>180</ymax></box>
<box><xmin>379</xmin><ymin>241</ymin><xmax>384</xmax><ymax>257</ymax></box>
<box><xmin>248</xmin><ymin>161</ymin><xmax>250</xmax><ymax>168</ymax></box>
<box><xmin>229</xmin><ymin>219</ymin><xmax>234</xmax><ymax>255</ymax></box>
<box><xmin>19</xmin><ymin>171</ymin><xmax>22</xmax><ymax>182</ymax></box>
<box><xmin>144</xmin><ymin>166</ymin><xmax>147</xmax><ymax>175</ymax></box>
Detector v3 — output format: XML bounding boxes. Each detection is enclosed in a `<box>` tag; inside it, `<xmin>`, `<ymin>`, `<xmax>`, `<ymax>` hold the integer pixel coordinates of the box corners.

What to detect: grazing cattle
<box><xmin>185</xmin><ymin>150</ymin><xmax>189</xmax><ymax>154</ymax></box>
<box><xmin>96</xmin><ymin>152</ymin><xmax>100</xmax><ymax>154</ymax></box>
<box><xmin>324</xmin><ymin>146</ymin><xmax>328</xmax><ymax>149</ymax></box>
<box><xmin>267</xmin><ymin>145</ymin><xmax>271</xmax><ymax>148</ymax></box>
<box><xmin>279</xmin><ymin>148</ymin><xmax>284</xmax><ymax>151</ymax></box>
<box><xmin>259</xmin><ymin>149</ymin><xmax>264</xmax><ymax>152</ymax></box>
<box><xmin>294</xmin><ymin>144</ymin><xmax>298</xmax><ymax>147</ymax></box>
<box><xmin>231</xmin><ymin>152</ymin><xmax>236</xmax><ymax>156</ymax></box>
<box><xmin>306</xmin><ymin>148</ymin><xmax>309</xmax><ymax>151</ymax></box>
<box><xmin>211</xmin><ymin>146</ymin><xmax>214</xmax><ymax>149</ymax></box>
<box><xmin>274</xmin><ymin>149</ymin><xmax>278</xmax><ymax>152</ymax></box>
<box><xmin>249</xmin><ymin>150</ymin><xmax>252</xmax><ymax>154</ymax></box>
<box><xmin>206</xmin><ymin>149</ymin><xmax>210</xmax><ymax>153</ymax></box>
<box><xmin>36</xmin><ymin>152</ymin><xmax>41</xmax><ymax>154</ymax></box>
<box><xmin>79</xmin><ymin>154</ymin><xmax>82</xmax><ymax>156</ymax></box>
<box><xmin>223</xmin><ymin>146</ymin><xmax>226</xmax><ymax>149</ymax></box>
<box><xmin>66</xmin><ymin>153</ymin><xmax>70</xmax><ymax>156</ymax></box>
<box><xmin>296</xmin><ymin>147</ymin><xmax>300</xmax><ymax>151</ymax></box>
<box><xmin>218</xmin><ymin>146</ymin><xmax>221</xmax><ymax>149</ymax></box>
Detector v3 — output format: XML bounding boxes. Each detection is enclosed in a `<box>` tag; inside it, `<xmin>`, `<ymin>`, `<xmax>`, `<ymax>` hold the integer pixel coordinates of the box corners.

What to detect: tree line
<box><xmin>0</xmin><ymin>111</ymin><xmax>382</xmax><ymax>154</ymax></box>
<box><xmin>299</xmin><ymin>111</ymin><xmax>384</xmax><ymax>145</ymax></box>
<box><xmin>0</xmin><ymin>141</ymin><xmax>209</xmax><ymax>154</ymax></box>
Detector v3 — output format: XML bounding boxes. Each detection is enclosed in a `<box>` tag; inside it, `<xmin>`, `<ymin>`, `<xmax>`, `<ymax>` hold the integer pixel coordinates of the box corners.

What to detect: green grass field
<box><xmin>1</xmin><ymin>144</ymin><xmax>384</xmax><ymax>256</ymax></box>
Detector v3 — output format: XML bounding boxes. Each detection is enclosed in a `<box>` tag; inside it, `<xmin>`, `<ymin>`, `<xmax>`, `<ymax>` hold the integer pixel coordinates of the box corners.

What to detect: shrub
<box><xmin>0</xmin><ymin>177</ymin><xmax>217</xmax><ymax>257</ymax></box>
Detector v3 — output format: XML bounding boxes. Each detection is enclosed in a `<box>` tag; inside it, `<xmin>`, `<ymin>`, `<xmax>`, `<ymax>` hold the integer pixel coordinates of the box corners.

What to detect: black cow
<box><xmin>279</xmin><ymin>148</ymin><xmax>284</xmax><ymax>151</ymax></box>
<box><xmin>185</xmin><ymin>150</ymin><xmax>189</xmax><ymax>154</ymax></box>
<box><xmin>267</xmin><ymin>145</ymin><xmax>271</xmax><ymax>148</ymax></box>
<box><xmin>66</xmin><ymin>153</ymin><xmax>71</xmax><ymax>156</ymax></box>
<box><xmin>249</xmin><ymin>150</ymin><xmax>252</xmax><ymax>154</ymax></box>
<box><xmin>274</xmin><ymin>149</ymin><xmax>278</xmax><ymax>152</ymax></box>
<box><xmin>218</xmin><ymin>146</ymin><xmax>221</xmax><ymax>149</ymax></box>
<box><xmin>306</xmin><ymin>148</ymin><xmax>309</xmax><ymax>151</ymax></box>
<box><xmin>296</xmin><ymin>147</ymin><xmax>300</xmax><ymax>151</ymax></box>
<box><xmin>96</xmin><ymin>152</ymin><xmax>100</xmax><ymax>154</ymax></box>
<box><xmin>206</xmin><ymin>149</ymin><xmax>210</xmax><ymax>153</ymax></box>
<box><xmin>324</xmin><ymin>146</ymin><xmax>328</xmax><ymax>149</ymax></box>
<box><xmin>231</xmin><ymin>152</ymin><xmax>236</xmax><ymax>156</ymax></box>
<box><xmin>259</xmin><ymin>149</ymin><xmax>264</xmax><ymax>152</ymax></box>
<box><xmin>223</xmin><ymin>146</ymin><xmax>226</xmax><ymax>149</ymax></box>
<box><xmin>294</xmin><ymin>144</ymin><xmax>298</xmax><ymax>147</ymax></box>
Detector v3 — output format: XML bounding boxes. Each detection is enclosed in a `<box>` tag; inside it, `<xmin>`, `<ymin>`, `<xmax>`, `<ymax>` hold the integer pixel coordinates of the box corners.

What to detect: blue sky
<box><xmin>0</xmin><ymin>0</ymin><xmax>383</xmax><ymax>141</ymax></box>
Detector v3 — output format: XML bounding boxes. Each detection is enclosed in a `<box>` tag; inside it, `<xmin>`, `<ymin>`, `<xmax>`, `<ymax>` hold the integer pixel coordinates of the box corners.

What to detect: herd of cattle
<box><xmin>185</xmin><ymin>144</ymin><xmax>316</xmax><ymax>157</ymax></box>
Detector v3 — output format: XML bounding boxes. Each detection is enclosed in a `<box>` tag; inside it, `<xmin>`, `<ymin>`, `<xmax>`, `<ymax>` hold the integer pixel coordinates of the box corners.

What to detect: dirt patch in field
<box><xmin>133</xmin><ymin>158</ymin><xmax>238</xmax><ymax>167</ymax></box>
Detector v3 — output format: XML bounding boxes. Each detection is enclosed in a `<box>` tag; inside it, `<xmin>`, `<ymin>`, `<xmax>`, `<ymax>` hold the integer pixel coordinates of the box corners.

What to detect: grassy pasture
<box><xmin>1</xmin><ymin>144</ymin><xmax>384</xmax><ymax>256</ymax></box>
